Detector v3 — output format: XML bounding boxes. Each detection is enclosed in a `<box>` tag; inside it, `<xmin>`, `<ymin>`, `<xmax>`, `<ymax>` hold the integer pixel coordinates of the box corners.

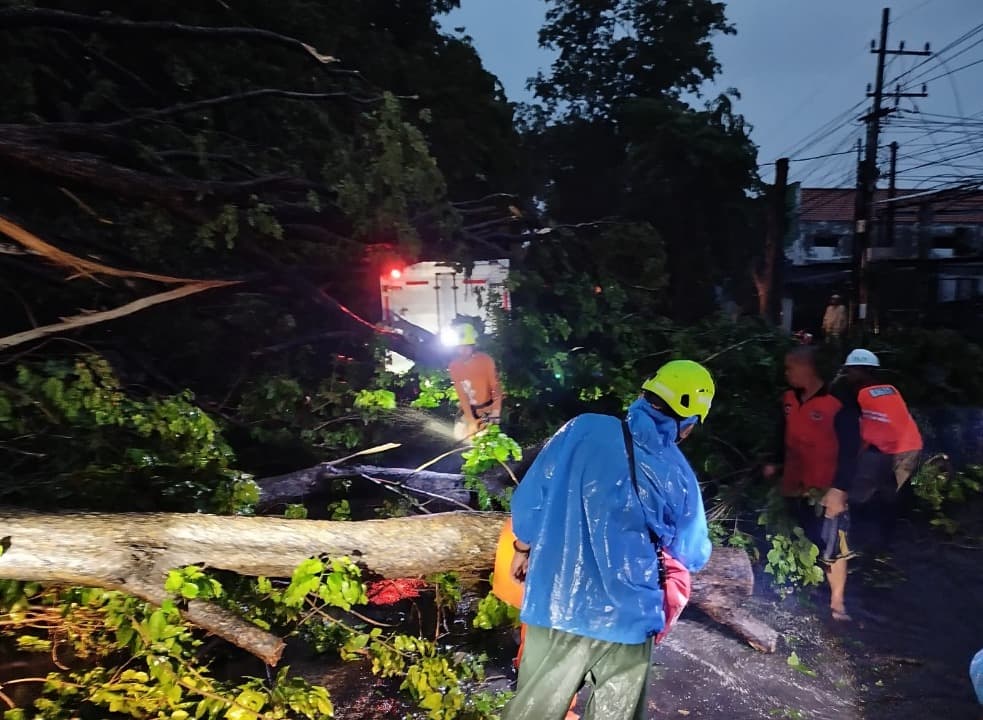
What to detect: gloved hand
<box><xmin>654</xmin><ymin>550</ymin><xmax>691</xmax><ymax>645</ymax></box>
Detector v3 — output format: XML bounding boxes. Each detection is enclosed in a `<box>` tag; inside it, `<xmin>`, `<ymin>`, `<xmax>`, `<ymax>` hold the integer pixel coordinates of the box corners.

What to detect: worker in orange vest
<box><xmin>840</xmin><ymin>348</ymin><xmax>923</xmax><ymax>547</ymax></box>
<box><xmin>447</xmin><ymin>322</ymin><xmax>502</xmax><ymax>441</ymax></box>
<box><xmin>763</xmin><ymin>346</ymin><xmax>861</xmax><ymax>621</ymax></box>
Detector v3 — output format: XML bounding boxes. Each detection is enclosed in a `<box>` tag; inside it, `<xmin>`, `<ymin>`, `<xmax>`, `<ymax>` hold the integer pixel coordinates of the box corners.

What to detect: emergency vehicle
<box><xmin>379</xmin><ymin>260</ymin><xmax>510</xmax><ymax>373</ymax></box>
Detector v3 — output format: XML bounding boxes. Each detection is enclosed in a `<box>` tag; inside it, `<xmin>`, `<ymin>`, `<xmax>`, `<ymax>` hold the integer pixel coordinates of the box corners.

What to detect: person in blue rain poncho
<box><xmin>972</xmin><ymin>647</ymin><xmax>983</xmax><ymax>710</ymax></box>
<box><xmin>501</xmin><ymin>360</ymin><xmax>715</xmax><ymax>720</ymax></box>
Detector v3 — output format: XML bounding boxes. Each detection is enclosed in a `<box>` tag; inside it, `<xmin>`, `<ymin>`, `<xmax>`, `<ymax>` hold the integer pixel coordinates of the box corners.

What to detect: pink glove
<box><xmin>654</xmin><ymin>550</ymin><xmax>692</xmax><ymax>645</ymax></box>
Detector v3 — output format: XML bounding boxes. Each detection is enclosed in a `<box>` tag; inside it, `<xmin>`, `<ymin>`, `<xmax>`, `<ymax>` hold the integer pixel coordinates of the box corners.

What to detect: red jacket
<box><xmin>777</xmin><ymin>387</ymin><xmax>860</xmax><ymax>496</ymax></box>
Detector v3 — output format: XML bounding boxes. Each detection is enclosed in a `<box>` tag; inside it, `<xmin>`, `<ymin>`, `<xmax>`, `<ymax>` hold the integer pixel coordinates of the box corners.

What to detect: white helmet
<box><xmin>844</xmin><ymin>348</ymin><xmax>880</xmax><ymax>367</ymax></box>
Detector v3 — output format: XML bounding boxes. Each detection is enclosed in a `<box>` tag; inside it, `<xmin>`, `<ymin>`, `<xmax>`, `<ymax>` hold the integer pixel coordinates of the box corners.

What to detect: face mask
<box><xmin>675</xmin><ymin>415</ymin><xmax>699</xmax><ymax>444</ymax></box>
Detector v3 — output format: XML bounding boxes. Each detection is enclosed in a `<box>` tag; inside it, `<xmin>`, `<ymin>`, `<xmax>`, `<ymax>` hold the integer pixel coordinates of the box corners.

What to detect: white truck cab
<box><xmin>379</xmin><ymin>260</ymin><xmax>510</xmax><ymax>373</ymax></box>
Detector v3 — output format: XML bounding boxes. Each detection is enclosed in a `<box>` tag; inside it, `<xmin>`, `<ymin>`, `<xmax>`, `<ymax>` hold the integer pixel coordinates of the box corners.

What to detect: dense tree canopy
<box><xmin>0</xmin><ymin>0</ymin><xmax>525</xmax><ymax>475</ymax></box>
<box><xmin>522</xmin><ymin>0</ymin><xmax>761</xmax><ymax>319</ymax></box>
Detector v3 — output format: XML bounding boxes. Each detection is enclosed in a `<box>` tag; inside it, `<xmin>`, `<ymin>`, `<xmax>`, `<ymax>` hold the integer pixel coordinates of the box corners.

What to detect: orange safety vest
<box><xmin>857</xmin><ymin>384</ymin><xmax>923</xmax><ymax>455</ymax></box>
<box><xmin>780</xmin><ymin>388</ymin><xmax>843</xmax><ymax>496</ymax></box>
<box><xmin>448</xmin><ymin>352</ymin><xmax>500</xmax><ymax>417</ymax></box>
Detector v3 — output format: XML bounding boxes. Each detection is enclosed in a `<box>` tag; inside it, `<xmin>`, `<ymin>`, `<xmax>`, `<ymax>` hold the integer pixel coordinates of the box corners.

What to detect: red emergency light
<box><xmin>387</xmin><ymin>268</ymin><xmax>403</xmax><ymax>280</ymax></box>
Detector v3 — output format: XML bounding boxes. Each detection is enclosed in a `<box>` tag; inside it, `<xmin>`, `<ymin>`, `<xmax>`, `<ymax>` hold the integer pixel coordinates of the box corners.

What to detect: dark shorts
<box><xmin>851</xmin><ymin>449</ymin><xmax>922</xmax><ymax>504</ymax></box>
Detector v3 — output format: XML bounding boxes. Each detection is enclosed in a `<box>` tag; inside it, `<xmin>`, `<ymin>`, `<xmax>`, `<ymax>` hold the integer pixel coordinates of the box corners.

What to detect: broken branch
<box><xmin>0</xmin><ymin>215</ymin><xmax>214</xmax><ymax>284</ymax></box>
<box><xmin>0</xmin><ymin>8</ymin><xmax>338</xmax><ymax>65</ymax></box>
<box><xmin>0</xmin><ymin>281</ymin><xmax>240</xmax><ymax>352</ymax></box>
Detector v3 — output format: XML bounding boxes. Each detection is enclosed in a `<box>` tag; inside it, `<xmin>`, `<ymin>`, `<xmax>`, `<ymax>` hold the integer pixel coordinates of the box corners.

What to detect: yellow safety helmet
<box><xmin>454</xmin><ymin>322</ymin><xmax>478</xmax><ymax>346</ymax></box>
<box><xmin>641</xmin><ymin>360</ymin><xmax>715</xmax><ymax>424</ymax></box>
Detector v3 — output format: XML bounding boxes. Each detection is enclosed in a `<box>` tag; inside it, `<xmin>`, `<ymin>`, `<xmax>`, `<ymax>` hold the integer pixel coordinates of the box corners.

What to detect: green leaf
<box><xmin>181</xmin><ymin>582</ymin><xmax>200</xmax><ymax>599</ymax></box>
<box><xmin>165</xmin><ymin>570</ymin><xmax>185</xmax><ymax>594</ymax></box>
<box><xmin>420</xmin><ymin>691</ymin><xmax>444</xmax><ymax>710</ymax></box>
<box><xmin>147</xmin><ymin>610</ymin><xmax>167</xmax><ymax>641</ymax></box>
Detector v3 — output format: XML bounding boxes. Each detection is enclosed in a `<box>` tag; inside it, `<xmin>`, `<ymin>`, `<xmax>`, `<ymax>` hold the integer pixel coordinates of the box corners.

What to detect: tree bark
<box><xmin>690</xmin><ymin>549</ymin><xmax>778</xmax><ymax>653</ymax></box>
<box><xmin>0</xmin><ymin>510</ymin><xmax>777</xmax><ymax>663</ymax></box>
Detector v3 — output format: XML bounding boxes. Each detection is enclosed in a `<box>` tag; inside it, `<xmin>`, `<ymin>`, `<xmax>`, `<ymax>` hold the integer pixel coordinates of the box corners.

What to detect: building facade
<box><xmin>783</xmin><ymin>185</ymin><xmax>983</xmax><ymax>336</ymax></box>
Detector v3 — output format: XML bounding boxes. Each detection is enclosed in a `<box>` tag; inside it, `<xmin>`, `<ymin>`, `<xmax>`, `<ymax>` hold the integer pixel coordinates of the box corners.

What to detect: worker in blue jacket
<box><xmin>502</xmin><ymin>360</ymin><xmax>715</xmax><ymax>720</ymax></box>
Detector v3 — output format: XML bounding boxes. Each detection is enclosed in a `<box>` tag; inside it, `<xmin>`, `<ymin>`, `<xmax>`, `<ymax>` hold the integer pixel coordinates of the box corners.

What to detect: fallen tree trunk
<box><xmin>256</xmin><ymin>443</ymin><xmax>549</xmax><ymax>512</ymax></box>
<box><xmin>257</xmin><ymin>462</ymin><xmax>512</xmax><ymax>510</ymax></box>
<box><xmin>690</xmin><ymin>551</ymin><xmax>778</xmax><ymax>653</ymax></box>
<box><xmin>0</xmin><ymin>510</ymin><xmax>776</xmax><ymax>664</ymax></box>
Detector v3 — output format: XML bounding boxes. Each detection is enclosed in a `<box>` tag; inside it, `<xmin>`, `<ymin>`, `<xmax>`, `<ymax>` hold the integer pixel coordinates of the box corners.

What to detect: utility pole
<box><xmin>852</xmin><ymin>7</ymin><xmax>930</xmax><ymax>333</ymax></box>
<box><xmin>886</xmin><ymin>140</ymin><xmax>898</xmax><ymax>251</ymax></box>
<box><xmin>770</xmin><ymin>157</ymin><xmax>789</xmax><ymax>325</ymax></box>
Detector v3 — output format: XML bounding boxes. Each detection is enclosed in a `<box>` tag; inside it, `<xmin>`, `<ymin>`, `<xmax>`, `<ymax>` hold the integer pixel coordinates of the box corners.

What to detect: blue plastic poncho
<box><xmin>972</xmin><ymin>648</ymin><xmax>983</xmax><ymax>705</ymax></box>
<box><xmin>510</xmin><ymin>398</ymin><xmax>712</xmax><ymax>645</ymax></box>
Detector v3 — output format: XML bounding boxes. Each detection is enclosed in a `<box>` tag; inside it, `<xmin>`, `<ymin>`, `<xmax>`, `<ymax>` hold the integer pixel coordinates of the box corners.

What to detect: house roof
<box><xmin>799</xmin><ymin>187</ymin><xmax>983</xmax><ymax>224</ymax></box>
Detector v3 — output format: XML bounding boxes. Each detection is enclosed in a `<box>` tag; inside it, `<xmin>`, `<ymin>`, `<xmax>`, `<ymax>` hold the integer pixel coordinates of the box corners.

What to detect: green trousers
<box><xmin>501</xmin><ymin>625</ymin><xmax>653</xmax><ymax>720</ymax></box>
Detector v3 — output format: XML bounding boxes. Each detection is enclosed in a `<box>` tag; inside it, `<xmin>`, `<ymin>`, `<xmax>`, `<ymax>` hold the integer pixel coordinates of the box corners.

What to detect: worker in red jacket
<box><xmin>764</xmin><ymin>346</ymin><xmax>860</xmax><ymax>621</ymax></box>
<box><xmin>840</xmin><ymin>348</ymin><xmax>923</xmax><ymax>548</ymax></box>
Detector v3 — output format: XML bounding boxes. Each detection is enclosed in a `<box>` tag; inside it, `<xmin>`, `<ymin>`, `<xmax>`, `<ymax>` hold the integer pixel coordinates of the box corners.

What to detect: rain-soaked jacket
<box><xmin>511</xmin><ymin>398</ymin><xmax>712</xmax><ymax>645</ymax></box>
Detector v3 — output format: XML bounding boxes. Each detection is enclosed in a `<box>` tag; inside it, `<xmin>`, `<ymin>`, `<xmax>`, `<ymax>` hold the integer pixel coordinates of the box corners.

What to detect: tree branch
<box><xmin>0</xmin><ymin>214</ymin><xmax>217</xmax><ymax>284</ymax></box>
<box><xmin>0</xmin><ymin>8</ymin><xmax>338</xmax><ymax>65</ymax></box>
<box><xmin>451</xmin><ymin>193</ymin><xmax>520</xmax><ymax>208</ymax></box>
<box><xmin>0</xmin><ymin>128</ymin><xmax>321</xmax><ymax>220</ymax></box>
<box><xmin>101</xmin><ymin>88</ymin><xmax>394</xmax><ymax>129</ymax></box>
<box><xmin>0</xmin><ymin>281</ymin><xmax>240</xmax><ymax>352</ymax></box>
<box><xmin>249</xmin><ymin>330</ymin><xmax>355</xmax><ymax>357</ymax></box>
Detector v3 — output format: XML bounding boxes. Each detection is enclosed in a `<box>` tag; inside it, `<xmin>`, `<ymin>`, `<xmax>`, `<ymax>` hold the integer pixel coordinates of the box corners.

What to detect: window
<box><xmin>812</xmin><ymin>234</ymin><xmax>840</xmax><ymax>248</ymax></box>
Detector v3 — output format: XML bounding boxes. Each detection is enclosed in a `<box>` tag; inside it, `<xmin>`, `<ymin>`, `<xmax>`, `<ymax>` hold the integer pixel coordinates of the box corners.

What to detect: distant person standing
<box><xmin>447</xmin><ymin>322</ymin><xmax>502</xmax><ymax>440</ymax></box>
<box><xmin>840</xmin><ymin>349</ymin><xmax>923</xmax><ymax>548</ymax></box>
<box><xmin>821</xmin><ymin>294</ymin><xmax>848</xmax><ymax>346</ymax></box>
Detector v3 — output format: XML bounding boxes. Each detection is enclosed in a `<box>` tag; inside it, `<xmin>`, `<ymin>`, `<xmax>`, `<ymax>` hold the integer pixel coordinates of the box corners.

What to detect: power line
<box><xmin>884</xmin><ymin>21</ymin><xmax>983</xmax><ymax>87</ymax></box>
<box><xmin>890</xmin><ymin>0</ymin><xmax>940</xmax><ymax>24</ymax></box>
<box><xmin>916</xmin><ymin>55</ymin><xmax>983</xmax><ymax>87</ymax></box>
<box><xmin>759</xmin><ymin>147</ymin><xmax>862</xmax><ymax>167</ymax></box>
<box><xmin>774</xmin><ymin>99</ymin><xmax>866</xmax><ymax>161</ymax></box>
<box><xmin>893</xmin><ymin>146</ymin><xmax>983</xmax><ymax>175</ymax></box>
<box><xmin>898</xmin><ymin>35</ymin><xmax>983</xmax><ymax>89</ymax></box>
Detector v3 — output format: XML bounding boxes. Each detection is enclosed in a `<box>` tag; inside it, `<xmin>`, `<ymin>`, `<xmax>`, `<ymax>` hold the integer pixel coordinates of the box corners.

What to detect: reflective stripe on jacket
<box><xmin>857</xmin><ymin>384</ymin><xmax>923</xmax><ymax>454</ymax></box>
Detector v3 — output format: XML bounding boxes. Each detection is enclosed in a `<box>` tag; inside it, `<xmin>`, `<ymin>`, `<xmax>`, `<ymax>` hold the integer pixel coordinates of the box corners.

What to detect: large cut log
<box><xmin>0</xmin><ymin>510</ymin><xmax>503</xmax><ymax>665</ymax></box>
<box><xmin>0</xmin><ymin>510</ymin><xmax>776</xmax><ymax>663</ymax></box>
<box><xmin>690</xmin><ymin>553</ymin><xmax>778</xmax><ymax>653</ymax></box>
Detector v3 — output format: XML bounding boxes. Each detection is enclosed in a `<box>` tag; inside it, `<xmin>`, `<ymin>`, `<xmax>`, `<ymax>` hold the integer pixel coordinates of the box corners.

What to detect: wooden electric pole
<box><xmin>770</xmin><ymin>157</ymin><xmax>789</xmax><ymax>324</ymax></box>
<box><xmin>755</xmin><ymin>157</ymin><xmax>789</xmax><ymax>324</ymax></box>
<box><xmin>852</xmin><ymin>7</ymin><xmax>930</xmax><ymax>332</ymax></box>
<box><xmin>886</xmin><ymin>140</ymin><xmax>898</xmax><ymax>250</ymax></box>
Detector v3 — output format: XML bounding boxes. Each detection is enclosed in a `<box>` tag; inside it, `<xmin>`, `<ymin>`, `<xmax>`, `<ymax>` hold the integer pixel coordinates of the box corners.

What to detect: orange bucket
<box><xmin>491</xmin><ymin>516</ymin><xmax>524</xmax><ymax>609</ymax></box>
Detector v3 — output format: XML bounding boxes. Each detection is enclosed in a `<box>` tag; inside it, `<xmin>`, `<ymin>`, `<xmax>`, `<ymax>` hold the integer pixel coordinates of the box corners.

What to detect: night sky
<box><xmin>443</xmin><ymin>0</ymin><xmax>983</xmax><ymax>186</ymax></box>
